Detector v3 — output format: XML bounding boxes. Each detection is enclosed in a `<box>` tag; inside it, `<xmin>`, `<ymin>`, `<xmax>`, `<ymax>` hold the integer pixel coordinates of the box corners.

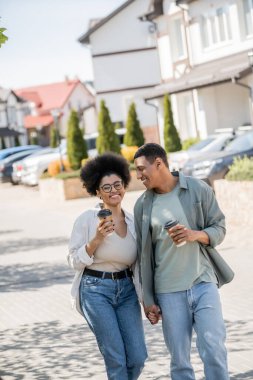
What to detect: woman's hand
<box><xmin>86</xmin><ymin>219</ymin><xmax>115</xmax><ymax>257</ymax></box>
<box><xmin>96</xmin><ymin>218</ymin><xmax>115</xmax><ymax>240</ymax></box>
<box><xmin>144</xmin><ymin>304</ymin><xmax>161</xmax><ymax>325</ymax></box>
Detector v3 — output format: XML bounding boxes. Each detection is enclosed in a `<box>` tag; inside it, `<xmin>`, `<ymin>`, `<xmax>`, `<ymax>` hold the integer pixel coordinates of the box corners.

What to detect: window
<box><xmin>201</xmin><ymin>6</ymin><xmax>232</xmax><ymax>48</ymax></box>
<box><xmin>170</xmin><ymin>18</ymin><xmax>186</xmax><ymax>61</ymax></box>
<box><xmin>7</xmin><ymin>106</ymin><xmax>17</xmax><ymax>125</ymax></box>
<box><xmin>243</xmin><ymin>0</ymin><xmax>253</xmax><ymax>36</ymax></box>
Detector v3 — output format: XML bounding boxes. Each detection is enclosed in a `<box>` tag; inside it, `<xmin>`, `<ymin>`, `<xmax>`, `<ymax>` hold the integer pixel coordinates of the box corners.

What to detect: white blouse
<box><xmin>67</xmin><ymin>207</ymin><xmax>142</xmax><ymax>314</ymax></box>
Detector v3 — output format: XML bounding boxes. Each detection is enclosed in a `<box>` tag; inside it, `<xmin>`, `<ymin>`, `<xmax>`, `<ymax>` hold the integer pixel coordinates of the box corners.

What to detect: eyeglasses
<box><xmin>100</xmin><ymin>180</ymin><xmax>123</xmax><ymax>193</ymax></box>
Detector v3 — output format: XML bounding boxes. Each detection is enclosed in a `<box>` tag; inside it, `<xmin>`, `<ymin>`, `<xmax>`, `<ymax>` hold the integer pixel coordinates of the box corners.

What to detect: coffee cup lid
<box><xmin>164</xmin><ymin>219</ymin><xmax>179</xmax><ymax>229</ymax></box>
<box><xmin>97</xmin><ymin>209</ymin><xmax>112</xmax><ymax>218</ymax></box>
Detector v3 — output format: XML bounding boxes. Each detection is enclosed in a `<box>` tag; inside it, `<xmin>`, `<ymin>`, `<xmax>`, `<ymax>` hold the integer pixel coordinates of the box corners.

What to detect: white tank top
<box><xmin>87</xmin><ymin>227</ymin><xmax>137</xmax><ymax>272</ymax></box>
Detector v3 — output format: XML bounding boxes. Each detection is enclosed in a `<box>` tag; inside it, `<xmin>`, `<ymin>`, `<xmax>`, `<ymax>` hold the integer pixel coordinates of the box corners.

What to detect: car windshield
<box><xmin>225</xmin><ymin>132</ymin><xmax>253</xmax><ymax>152</ymax></box>
<box><xmin>188</xmin><ymin>137</ymin><xmax>216</xmax><ymax>151</ymax></box>
<box><xmin>201</xmin><ymin>135</ymin><xmax>232</xmax><ymax>153</ymax></box>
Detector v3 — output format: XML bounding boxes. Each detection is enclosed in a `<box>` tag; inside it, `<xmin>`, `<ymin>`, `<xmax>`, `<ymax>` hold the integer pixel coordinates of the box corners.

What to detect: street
<box><xmin>0</xmin><ymin>183</ymin><xmax>252</xmax><ymax>380</ymax></box>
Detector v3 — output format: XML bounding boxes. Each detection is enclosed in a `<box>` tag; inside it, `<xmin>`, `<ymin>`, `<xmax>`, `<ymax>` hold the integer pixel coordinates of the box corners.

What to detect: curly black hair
<box><xmin>80</xmin><ymin>152</ymin><xmax>131</xmax><ymax>196</ymax></box>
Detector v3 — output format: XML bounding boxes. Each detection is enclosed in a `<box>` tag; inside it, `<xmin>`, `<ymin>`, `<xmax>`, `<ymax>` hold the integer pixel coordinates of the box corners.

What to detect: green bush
<box><xmin>50</xmin><ymin>126</ymin><xmax>58</xmax><ymax>148</ymax></box>
<box><xmin>67</xmin><ymin>110</ymin><xmax>88</xmax><ymax>170</ymax></box>
<box><xmin>40</xmin><ymin>170</ymin><xmax>80</xmax><ymax>180</ymax></box>
<box><xmin>124</xmin><ymin>102</ymin><xmax>144</xmax><ymax>147</ymax></box>
<box><xmin>96</xmin><ymin>100</ymin><xmax>121</xmax><ymax>154</ymax></box>
<box><xmin>225</xmin><ymin>156</ymin><xmax>253</xmax><ymax>181</ymax></box>
<box><xmin>182</xmin><ymin>137</ymin><xmax>200</xmax><ymax>151</ymax></box>
<box><xmin>163</xmin><ymin>94</ymin><xmax>182</xmax><ymax>153</ymax></box>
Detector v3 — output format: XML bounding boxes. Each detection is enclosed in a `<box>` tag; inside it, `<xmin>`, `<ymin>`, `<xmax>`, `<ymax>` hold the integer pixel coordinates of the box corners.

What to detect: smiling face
<box><xmin>134</xmin><ymin>156</ymin><xmax>162</xmax><ymax>190</ymax></box>
<box><xmin>97</xmin><ymin>174</ymin><xmax>125</xmax><ymax>207</ymax></box>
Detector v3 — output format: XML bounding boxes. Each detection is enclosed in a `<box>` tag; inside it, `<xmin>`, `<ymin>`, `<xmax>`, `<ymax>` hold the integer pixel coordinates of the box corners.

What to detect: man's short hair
<box><xmin>134</xmin><ymin>143</ymin><xmax>169</xmax><ymax>167</ymax></box>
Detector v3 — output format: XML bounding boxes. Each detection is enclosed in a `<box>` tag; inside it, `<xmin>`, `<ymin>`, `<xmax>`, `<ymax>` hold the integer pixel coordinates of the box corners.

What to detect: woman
<box><xmin>67</xmin><ymin>152</ymin><xmax>147</xmax><ymax>380</ymax></box>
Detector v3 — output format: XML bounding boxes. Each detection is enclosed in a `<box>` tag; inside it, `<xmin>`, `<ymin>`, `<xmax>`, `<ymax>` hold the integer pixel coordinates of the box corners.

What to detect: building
<box><xmin>15</xmin><ymin>79</ymin><xmax>95</xmax><ymax>146</ymax></box>
<box><xmin>0</xmin><ymin>87</ymin><xmax>28</xmax><ymax>149</ymax></box>
<box><xmin>143</xmin><ymin>0</ymin><xmax>253</xmax><ymax>145</ymax></box>
<box><xmin>79</xmin><ymin>0</ymin><xmax>162</xmax><ymax>142</ymax></box>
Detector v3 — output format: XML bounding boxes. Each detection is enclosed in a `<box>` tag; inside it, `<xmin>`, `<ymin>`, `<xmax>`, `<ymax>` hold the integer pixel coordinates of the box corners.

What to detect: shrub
<box><xmin>55</xmin><ymin>170</ymin><xmax>80</xmax><ymax>180</ymax></box>
<box><xmin>67</xmin><ymin>109</ymin><xmax>88</xmax><ymax>170</ymax></box>
<box><xmin>121</xmin><ymin>146</ymin><xmax>138</xmax><ymax>163</ymax></box>
<box><xmin>48</xmin><ymin>159</ymin><xmax>71</xmax><ymax>177</ymax></box>
<box><xmin>50</xmin><ymin>126</ymin><xmax>58</xmax><ymax>148</ymax></box>
<box><xmin>225</xmin><ymin>156</ymin><xmax>253</xmax><ymax>181</ymax></box>
<box><xmin>81</xmin><ymin>157</ymin><xmax>90</xmax><ymax>167</ymax></box>
<box><xmin>182</xmin><ymin>137</ymin><xmax>200</xmax><ymax>151</ymax></box>
<box><xmin>164</xmin><ymin>94</ymin><xmax>182</xmax><ymax>153</ymax></box>
<box><xmin>124</xmin><ymin>102</ymin><xmax>144</xmax><ymax>147</ymax></box>
<box><xmin>96</xmin><ymin>100</ymin><xmax>121</xmax><ymax>154</ymax></box>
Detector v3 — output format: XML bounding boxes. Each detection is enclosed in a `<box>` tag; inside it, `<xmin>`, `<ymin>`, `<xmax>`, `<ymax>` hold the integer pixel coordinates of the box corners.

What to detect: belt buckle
<box><xmin>112</xmin><ymin>272</ymin><xmax>115</xmax><ymax>280</ymax></box>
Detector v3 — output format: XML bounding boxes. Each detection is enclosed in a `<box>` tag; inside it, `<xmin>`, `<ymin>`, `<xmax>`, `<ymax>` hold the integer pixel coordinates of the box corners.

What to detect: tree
<box><xmin>67</xmin><ymin>109</ymin><xmax>88</xmax><ymax>170</ymax></box>
<box><xmin>0</xmin><ymin>26</ymin><xmax>8</xmax><ymax>48</ymax></box>
<box><xmin>96</xmin><ymin>100</ymin><xmax>121</xmax><ymax>154</ymax></box>
<box><xmin>50</xmin><ymin>125</ymin><xmax>58</xmax><ymax>148</ymax></box>
<box><xmin>124</xmin><ymin>102</ymin><xmax>144</xmax><ymax>147</ymax></box>
<box><xmin>163</xmin><ymin>94</ymin><xmax>182</xmax><ymax>153</ymax></box>
<box><xmin>1</xmin><ymin>138</ymin><xmax>6</xmax><ymax>149</ymax></box>
<box><xmin>14</xmin><ymin>136</ymin><xmax>20</xmax><ymax>147</ymax></box>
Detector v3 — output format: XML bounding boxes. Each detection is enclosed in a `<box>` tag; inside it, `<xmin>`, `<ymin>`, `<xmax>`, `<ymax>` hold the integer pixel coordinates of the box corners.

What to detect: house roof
<box><xmin>139</xmin><ymin>0</ymin><xmax>163</xmax><ymax>22</ymax></box>
<box><xmin>0</xmin><ymin>127</ymin><xmax>22</xmax><ymax>137</ymax></box>
<box><xmin>145</xmin><ymin>50</ymin><xmax>252</xmax><ymax>100</ymax></box>
<box><xmin>15</xmin><ymin>79</ymin><xmax>81</xmax><ymax>112</ymax></box>
<box><xmin>0</xmin><ymin>88</ymin><xmax>26</xmax><ymax>103</ymax></box>
<box><xmin>79</xmin><ymin>0</ymin><xmax>135</xmax><ymax>44</ymax></box>
<box><xmin>24</xmin><ymin>115</ymin><xmax>54</xmax><ymax>129</ymax></box>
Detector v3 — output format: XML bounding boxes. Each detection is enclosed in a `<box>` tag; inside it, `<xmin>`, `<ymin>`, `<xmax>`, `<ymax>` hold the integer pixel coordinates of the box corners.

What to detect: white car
<box><xmin>20</xmin><ymin>146</ymin><xmax>66</xmax><ymax>186</ymax></box>
<box><xmin>11</xmin><ymin>147</ymin><xmax>55</xmax><ymax>185</ymax></box>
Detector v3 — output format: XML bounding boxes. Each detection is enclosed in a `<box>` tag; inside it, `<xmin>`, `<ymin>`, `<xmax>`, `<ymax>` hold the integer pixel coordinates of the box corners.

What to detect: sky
<box><xmin>0</xmin><ymin>0</ymin><xmax>125</xmax><ymax>89</ymax></box>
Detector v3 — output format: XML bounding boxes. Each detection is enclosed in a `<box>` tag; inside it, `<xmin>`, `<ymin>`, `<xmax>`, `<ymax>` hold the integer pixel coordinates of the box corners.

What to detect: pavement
<box><xmin>0</xmin><ymin>183</ymin><xmax>252</xmax><ymax>380</ymax></box>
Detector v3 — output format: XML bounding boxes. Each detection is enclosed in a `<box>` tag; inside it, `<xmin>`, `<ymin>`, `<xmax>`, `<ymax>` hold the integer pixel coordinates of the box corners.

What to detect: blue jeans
<box><xmin>156</xmin><ymin>282</ymin><xmax>229</xmax><ymax>380</ymax></box>
<box><xmin>80</xmin><ymin>274</ymin><xmax>147</xmax><ymax>380</ymax></box>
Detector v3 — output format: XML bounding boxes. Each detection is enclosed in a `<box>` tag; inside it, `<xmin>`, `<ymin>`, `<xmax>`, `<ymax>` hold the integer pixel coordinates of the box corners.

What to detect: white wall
<box><xmin>86</xmin><ymin>0</ymin><xmax>161</xmax><ymax>131</ymax></box>
<box><xmin>61</xmin><ymin>83</ymin><xmax>94</xmax><ymax>136</ymax></box>
<box><xmin>96</xmin><ymin>88</ymin><xmax>157</xmax><ymax>128</ymax></box>
<box><xmin>90</xmin><ymin>0</ymin><xmax>157</xmax><ymax>54</ymax></box>
<box><xmin>197</xmin><ymin>82</ymin><xmax>251</xmax><ymax>135</ymax></box>
<box><xmin>188</xmin><ymin>0</ymin><xmax>253</xmax><ymax>65</ymax></box>
<box><xmin>93</xmin><ymin>49</ymin><xmax>160</xmax><ymax>92</ymax></box>
<box><xmin>83</xmin><ymin>106</ymin><xmax>97</xmax><ymax>135</ymax></box>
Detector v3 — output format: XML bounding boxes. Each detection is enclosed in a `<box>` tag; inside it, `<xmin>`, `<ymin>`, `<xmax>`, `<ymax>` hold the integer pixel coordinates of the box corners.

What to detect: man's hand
<box><xmin>144</xmin><ymin>304</ymin><xmax>161</xmax><ymax>325</ymax></box>
<box><xmin>168</xmin><ymin>225</ymin><xmax>210</xmax><ymax>246</ymax></box>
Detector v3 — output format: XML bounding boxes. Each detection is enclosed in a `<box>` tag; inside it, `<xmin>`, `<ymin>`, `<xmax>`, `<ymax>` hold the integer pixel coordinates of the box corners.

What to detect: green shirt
<box><xmin>151</xmin><ymin>183</ymin><xmax>217</xmax><ymax>293</ymax></box>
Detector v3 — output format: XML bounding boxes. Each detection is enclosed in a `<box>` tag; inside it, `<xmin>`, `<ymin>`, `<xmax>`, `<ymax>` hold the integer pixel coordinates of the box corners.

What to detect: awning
<box><xmin>145</xmin><ymin>50</ymin><xmax>252</xmax><ymax>100</ymax></box>
<box><xmin>24</xmin><ymin>114</ymin><xmax>54</xmax><ymax>129</ymax></box>
<box><xmin>0</xmin><ymin>127</ymin><xmax>23</xmax><ymax>137</ymax></box>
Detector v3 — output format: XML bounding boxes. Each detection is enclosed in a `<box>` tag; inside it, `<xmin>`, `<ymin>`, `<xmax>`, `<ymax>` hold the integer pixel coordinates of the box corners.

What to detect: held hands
<box><xmin>144</xmin><ymin>304</ymin><xmax>161</xmax><ymax>325</ymax></box>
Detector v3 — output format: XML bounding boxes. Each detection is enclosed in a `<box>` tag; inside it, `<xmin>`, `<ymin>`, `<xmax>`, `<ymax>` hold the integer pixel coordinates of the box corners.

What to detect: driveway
<box><xmin>0</xmin><ymin>183</ymin><xmax>252</xmax><ymax>379</ymax></box>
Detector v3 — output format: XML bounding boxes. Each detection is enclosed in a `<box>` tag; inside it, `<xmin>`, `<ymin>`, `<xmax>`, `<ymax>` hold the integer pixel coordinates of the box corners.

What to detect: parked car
<box><xmin>11</xmin><ymin>147</ymin><xmax>56</xmax><ymax>185</ymax></box>
<box><xmin>169</xmin><ymin>132</ymin><xmax>238</xmax><ymax>171</ymax></box>
<box><xmin>20</xmin><ymin>147</ymin><xmax>67</xmax><ymax>186</ymax></box>
<box><xmin>0</xmin><ymin>148</ymin><xmax>42</xmax><ymax>183</ymax></box>
<box><xmin>182</xmin><ymin>130</ymin><xmax>253</xmax><ymax>187</ymax></box>
<box><xmin>0</xmin><ymin>145</ymin><xmax>40</xmax><ymax>161</ymax></box>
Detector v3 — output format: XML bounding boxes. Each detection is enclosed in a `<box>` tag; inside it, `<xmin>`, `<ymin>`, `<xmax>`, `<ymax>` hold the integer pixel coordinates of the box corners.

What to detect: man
<box><xmin>133</xmin><ymin>143</ymin><xmax>233</xmax><ymax>380</ymax></box>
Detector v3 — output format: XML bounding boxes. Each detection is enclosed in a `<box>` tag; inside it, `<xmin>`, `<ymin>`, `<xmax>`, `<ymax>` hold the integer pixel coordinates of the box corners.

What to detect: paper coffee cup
<box><xmin>164</xmin><ymin>219</ymin><xmax>186</xmax><ymax>247</ymax></box>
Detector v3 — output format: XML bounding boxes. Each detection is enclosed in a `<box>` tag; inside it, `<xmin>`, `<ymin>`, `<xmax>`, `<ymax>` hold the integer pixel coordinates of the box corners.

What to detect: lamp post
<box><xmin>50</xmin><ymin>108</ymin><xmax>64</xmax><ymax>172</ymax></box>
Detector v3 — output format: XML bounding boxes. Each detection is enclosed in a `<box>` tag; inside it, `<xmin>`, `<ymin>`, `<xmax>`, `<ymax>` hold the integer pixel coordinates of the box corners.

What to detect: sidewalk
<box><xmin>0</xmin><ymin>183</ymin><xmax>252</xmax><ymax>380</ymax></box>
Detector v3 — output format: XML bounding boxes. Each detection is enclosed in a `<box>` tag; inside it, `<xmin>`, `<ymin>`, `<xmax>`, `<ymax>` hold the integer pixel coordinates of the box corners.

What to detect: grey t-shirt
<box><xmin>151</xmin><ymin>183</ymin><xmax>217</xmax><ymax>293</ymax></box>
